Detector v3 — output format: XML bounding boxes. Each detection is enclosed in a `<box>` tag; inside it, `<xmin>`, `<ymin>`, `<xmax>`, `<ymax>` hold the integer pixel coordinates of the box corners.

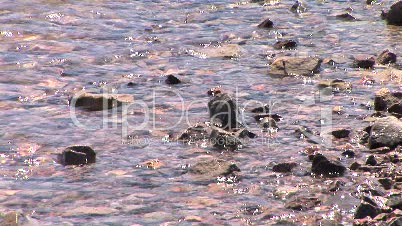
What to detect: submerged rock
<box><xmin>210</xmin><ymin>128</ymin><xmax>242</xmax><ymax>151</ymax></box>
<box><xmin>383</xmin><ymin>1</ymin><xmax>402</xmax><ymax>25</ymax></box>
<box><xmin>188</xmin><ymin>158</ymin><xmax>241</xmax><ymax>183</ymax></box>
<box><xmin>269</xmin><ymin>56</ymin><xmax>322</xmax><ymax>77</ymax></box>
<box><xmin>336</xmin><ymin>13</ymin><xmax>356</xmax><ymax>21</ymax></box>
<box><xmin>165</xmin><ymin>74</ymin><xmax>181</xmax><ymax>85</ymax></box>
<box><xmin>318</xmin><ymin>79</ymin><xmax>352</xmax><ymax>93</ymax></box>
<box><xmin>58</xmin><ymin>146</ymin><xmax>96</xmax><ymax>166</ymax></box>
<box><xmin>273</xmin><ymin>40</ymin><xmax>297</xmax><ymax>50</ymax></box>
<box><xmin>208</xmin><ymin>93</ymin><xmax>241</xmax><ymax>130</ymax></box>
<box><xmin>71</xmin><ymin>92</ymin><xmax>133</xmax><ymax>111</ymax></box>
<box><xmin>273</xmin><ymin>162</ymin><xmax>298</xmax><ymax>173</ymax></box>
<box><xmin>285</xmin><ymin>195</ymin><xmax>321</xmax><ymax>211</ymax></box>
<box><xmin>257</xmin><ymin>18</ymin><xmax>274</xmax><ymax>29</ymax></box>
<box><xmin>367</xmin><ymin>116</ymin><xmax>402</xmax><ymax>149</ymax></box>
<box><xmin>331</xmin><ymin>128</ymin><xmax>351</xmax><ymax>139</ymax></box>
<box><xmin>178</xmin><ymin>124</ymin><xmax>209</xmax><ymax>142</ymax></box>
<box><xmin>311</xmin><ymin>154</ymin><xmax>346</xmax><ymax>177</ymax></box>
<box><xmin>251</xmin><ymin>105</ymin><xmax>270</xmax><ymax>113</ymax></box>
<box><xmin>377</xmin><ymin>49</ymin><xmax>397</xmax><ymax>64</ymax></box>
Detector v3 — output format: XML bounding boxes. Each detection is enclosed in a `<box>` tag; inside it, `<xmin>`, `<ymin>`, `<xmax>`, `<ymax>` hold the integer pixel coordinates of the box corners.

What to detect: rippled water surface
<box><xmin>0</xmin><ymin>0</ymin><xmax>401</xmax><ymax>225</ymax></box>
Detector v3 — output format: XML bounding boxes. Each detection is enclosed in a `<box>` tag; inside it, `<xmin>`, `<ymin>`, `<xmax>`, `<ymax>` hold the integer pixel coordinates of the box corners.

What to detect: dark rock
<box><xmin>127</xmin><ymin>82</ymin><xmax>136</xmax><ymax>87</ymax></box>
<box><xmin>207</xmin><ymin>86</ymin><xmax>222</xmax><ymax>96</ymax></box>
<box><xmin>290</xmin><ymin>1</ymin><xmax>307</xmax><ymax>13</ymax></box>
<box><xmin>366</xmin><ymin>155</ymin><xmax>378</xmax><ymax>166</ymax></box>
<box><xmin>336</xmin><ymin>13</ymin><xmax>356</xmax><ymax>21</ymax></box>
<box><xmin>273</xmin><ymin>162</ymin><xmax>298</xmax><ymax>173</ymax></box>
<box><xmin>331</xmin><ymin>128</ymin><xmax>351</xmax><ymax>139</ymax></box>
<box><xmin>251</xmin><ymin>105</ymin><xmax>270</xmax><ymax>113</ymax></box>
<box><xmin>188</xmin><ymin>158</ymin><xmax>241</xmax><ymax>178</ymax></box>
<box><xmin>178</xmin><ymin>124</ymin><xmax>209</xmax><ymax>142</ymax></box>
<box><xmin>353</xmin><ymin>55</ymin><xmax>375</xmax><ymax>68</ymax></box>
<box><xmin>208</xmin><ymin>93</ymin><xmax>241</xmax><ymax>130</ymax></box>
<box><xmin>269</xmin><ymin>56</ymin><xmax>322</xmax><ymax>77</ymax></box>
<box><xmin>328</xmin><ymin>180</ymin><xmax>345</xmax><ymax>192</ymax></box>
<box><xmin>354</xmin><ymin>202</ymin><xmax>381</xmax><ymax>219</ymax></box>
<box><xmin>378</xmin><ymin>178</ymin><xmax>393</xmax><ymax>190</ymax></box>
<box><xmin>389</xmin><ymin>217</ymin><xmax>402</xmax><ymax>226</ymax></box>
<box><xmin>285</xmin><ymin>195</ymin><xmax>321</xmax><ymax>211</ymax></box>
<box><xmin>350</xmin><ymin>162</ymin><xmax>361</xmax><ymax>170</ymax></box>
<box><xmin>236</xmin><ymin>128</ymin><xmax>257</xmax><ymax>139</ymax></box>
<box><xmin>367</xmin><ymin>116</ymin><xmax>402</xmax><ymax>149</ymax></box>
<box><xmin>257</xmin><ymin>18</ymin><xmax>274</xmax><ymax>29</ymax></box>
<box><xmin>254</xmin><ymin>114</ymin><xmax>282</xmax><ymax>122</ymax></box>
<box><xmin>311</xmin><ymin>154</ymin><xmax>346</xmax><ymax>177</ymax></box>
<box><xmin>377</xmin><ymin>49</ymin><xmax>397</xmax><ymax>64</ymax></box>
<box><xmin>210</xmin><ymin>128</ymin><xmax>242</xmax><ymax>151</ymax></box>
<box><xmin>240</xmin><ymin>204</ymin><xmax>264</xmax><ymax>215</ymax></box>
<box><xmin>366</xmin><ymin>0</ymin><xmax>376</xmax><ymax>5</ymax></box>
<box><xmin>71</xmin><ymin>93</ymin><xmax>133</xmax><ymax>111</ymax></box>
<box><xmin>273</xmin><ymin>40</ymin><xmax>297</xmax><ymax>50</ymax></box>
<box><xmin>58</xmin><ymin>146</ymin><xmax>96</xmax><ymax>165</ymax></box>
<box><xmin>384</xmin><ymin>1</ymin><xmax>402</xmax><ymax>25</ymax></box>
<box><xmin>295</xmin><ymin>126</ymin><xmax>320</xmax><ymax>144</ymax></box>
<box><xmin>261</xmin><ymin>117</ymin><xmax>278</xmax><ymax>129</ymax></box>
<box><xmin>389</xmin><ymin>104</ymin><xmax>402</xmax><ymax>116</ymax></box>
<box><xmin>374</xmin><ymin>88</ymin><xmax>402</xmax><ymax>116</ymax></box>
<box><xmin>165</xmin><ymin>74</ymin><xmax>181</xmax><ymax>85</ymax></box>
<box><xmin>342</xmin><ymin>150</ymin><xmax>356</xmax><ymax>158</ymax></box>
<box><xmin>386</xmin><ymin>193</ymin><xmax>402</xmax><ymax>209</ymax></box>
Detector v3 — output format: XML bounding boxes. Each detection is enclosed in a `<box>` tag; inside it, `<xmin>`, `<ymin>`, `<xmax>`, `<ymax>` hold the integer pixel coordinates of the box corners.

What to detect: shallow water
<box><xmin>0</xmin><ymin>0</ymin><xmax>401</xmax><ymax>225</ymax></box>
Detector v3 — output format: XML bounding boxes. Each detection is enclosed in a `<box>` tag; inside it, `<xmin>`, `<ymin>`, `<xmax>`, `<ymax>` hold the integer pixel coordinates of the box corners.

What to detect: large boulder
<box><xmin>58</xmin><ymin>146</ymin><xmax>96</xmax><ymax>165</ymax></box>
<box><xmin>377</xmin><ymin>49</ymin><xmax>397</xmax><ymax>64</ymax></box>
<box><xmin>70</xmin><ymin>92</ymin><xmax>133</xmax><ymax>111</ymax></box>
<box><xmin>367</xmin><ymin>116</ymin><xmax>402</xmax><ymax>149</ymax></box>
<box><xmin>354</xmin><ymin>202</ymin><xmax>381</xmax><ymax>219</ymax></box>
<box><xmin>383</xmin><ymin>1</ymin><xmax>402</xmax><ymax>25</ymax></box>
<box><xmin>269</xmin><ymin>56</ymin><xmax>322</xmax><ymax>77</ymax></box>
<box><xmin>208</xmin><ymin>93</ymin><xmax>241</xmax><ymax>130</ymax></box>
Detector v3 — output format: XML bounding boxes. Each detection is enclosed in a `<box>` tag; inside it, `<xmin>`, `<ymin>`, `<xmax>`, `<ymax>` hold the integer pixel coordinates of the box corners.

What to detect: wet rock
<box><xmin>188</xmin><ymin>158</ymin><xmax>241</xmax><ymax>180</ymax></box>
<box><xmin>178</xmin><ymin>124</ymin><xmax>209</xmax><ymax>142</ymax></box>
<box><xmin>272</xmin><ymin>162</ymin><xmax>298</xmax><ymax>173</ymax></box>
<box><xmin>311</xmin><ymin>154</ymin><xmax>346</xmax><ymax>177</ymax></box>
<box><xmin>284</xmin><ymin>195</ymin><xmax>321</xmax><ymax>211</ymax></box>
<box><xmin>367</xmin><ymin>0</ymin><xmax>376</xmax><ymax>5</ymax></box>
<box><xmin>207</xmin><ymin>86</ymin><xmax>222</xmax><ymax>96</ymax></box>
<box><xmin>295</xmin><ymin>126</ymin><xmax>320</xmax><ymax>144</ymax></box>
<box><xmin>269</xmin><ymin>56</ymin><xmax>322</xmax><ymax>77</ymax></box>
<box><xmin>196</xmin><ymin>44</ymin><xmax>241</xmax><ymax>59</ymax></box>
<box><xmin>0</xmin><ymin>211</ymin><xmax>40</xmax><ymax>226</ymax></box>
<box><xmin>257</xmin><ymin>18</ymin><xmax>273</xmax><ymax>29</ymax></box>
<box><xmin>208</xmin><ymin>93</ymin><xmax>241</xmax><ymax>130</ymax></box>
<box><xmin>210</xmin><ymin>128</ymin><xmax>242</xmax><ymax>151</ymax></box>
<box><xmin>273</xmin><ymin>40</ymin><xmax>297</xmax><ymax>50</ymax></box>
<box><xmin>165</xmin><ymin>74</ymin><xmax>181</xmax><ymax>85</ymax></box>
<box><xmin>71</xmin><ymin>92</ymin><xmax>134</xmax><ymax>111</ymax></box>
<box><xmin>342</xmin><ymin>150</ymin><xmax>356</xmax><ymax>158</ymax></box>
<box><xmin>389</xmin><ymin>217</ymin><xmax>402</xmax><ymax>226</ymax></box>
<box><xmin>254</xmin><ymin>113</ymin><xmax>282</xmax><ymax>122</ymax></box>
<box><xmin>367</xmin><ymin>116</ymin><xmax>402</xmax><ymax>149</ymax></box>
<box><xmin>58</xmin><ymin>146</ymin><xmax>96</xmax><ymax>166</ymax></box>
<box><xmin>240</xmin><ymin>204</ymin><xmax>265</xmax><ymax>215</ymax></box>
<box><xmin>378</xmin><ymin>178</ymin><xmax>393</xmax><ymax>190</ymax></box>
<box><xmin>251</xmin><ymin>105</ymin><xmax>270</xmax><ymax>113</ymax></box>
<box><xmin>377</xmin><ymin>49</ymin><xmax>397</xmax><ymax>64</ymax></box>
<box><xmin>236</xmin><ymin>128</ymin><xmax>257</xmax><ymax>139</ymax></box>
<box><xmin>260</xmin><ymin>117</ymin><xmax>278</xmax><ymax>130</ymax></box>
<box><xmin>386</xmin><ymin>193</ymin><xmax>402</xmax><ymax>209</ymax></box>
<box><xmin>374</xmin><ymin>88</ymin><xmax>402</xmax><ymax>115</ymax></box>
<box><xmin>318</xmin><ymin>79</ymin><xmax>352</xmax><ymax>92</ymax></box>
<box><xmin>331</xmin><ymin>128</ymin><xmax>351</xmax><ymax>139</ymax></box>
<box><xmin>353</xmin><ymin>55</ymin><xmax>376</xmax><ymax>68</ymax></box>
<box><xmin>328</xmin><ymin>180</ymin><xmax>345</xmax><ymax>192</ymax></box>
<box><xmin>366</xmin><ymin>155</ymin><xmax>378</xmax><ymax>166</ymax></box>
<box><xmin>290</xmin><ymin>1</ymin><xmax>307</xmax><ymax>13</ymax></box>
<box><xmin>384</xmin><ymin>1</ymin><xmax>402</xmax><ymax>25</ymax></box>
<box><xmin>336</xmin><ymin>13</ymin><xmax>356</xmax><ymax>21</ymax></box>
<box><xmin>354</xmin><ymin>202</ymin><xmax>381</xmax><ymax>219</ymax></box>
